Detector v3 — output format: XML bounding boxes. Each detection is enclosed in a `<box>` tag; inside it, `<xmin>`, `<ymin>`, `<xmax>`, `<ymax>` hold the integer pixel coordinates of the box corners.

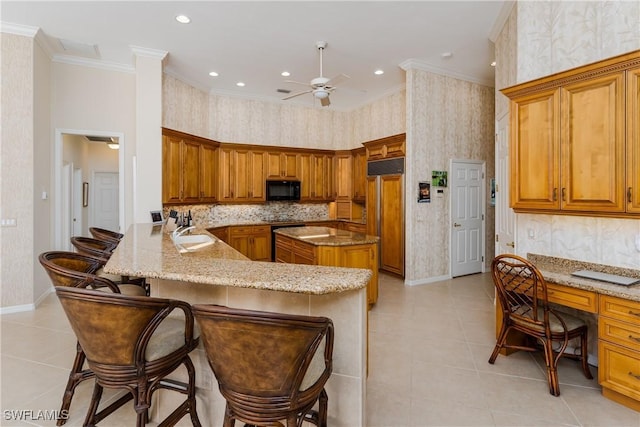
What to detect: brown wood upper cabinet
<box><xmin>365</xmin><ymin>133</ymin><xmax>406</xmax><ymax>160</ymax></box>
<box><xmin>266</xmin><ymin>150</ymin><xmax>300</xmax><ymax>180</ymax></box>
<box><xmin>352</xmin><ymin>147</ymin><xmax>367</xmax><ymax>202</ymax></box>
<box><xmin>219</xmin><ymin>144</ymin><xmax>266</xmax><ymax>203</ymax></box>
<box><xmin>502</xmin><ymin>50</ymin><xmax>640</xmax><ymax>217</ymax></box>
<box><xmin>299</xmin><ymin>152</ymin><xmax>334</xmax><ymax>201</ymax></box>
<box><xmin>334</xmin><ymin>151</ymin><xmax>353</xmax><ymax>200</ymax></box>
<box><xmin>162</xmin><ymin>128</ymin><xmax>219</xmax><ymax>205</ymax></box>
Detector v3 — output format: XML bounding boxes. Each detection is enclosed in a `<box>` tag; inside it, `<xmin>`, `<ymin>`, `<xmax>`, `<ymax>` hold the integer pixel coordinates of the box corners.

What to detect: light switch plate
<box><xmin>1</xmin><ymin>219</ymin><xmax>17</xmax><ymax>227</ymax></box>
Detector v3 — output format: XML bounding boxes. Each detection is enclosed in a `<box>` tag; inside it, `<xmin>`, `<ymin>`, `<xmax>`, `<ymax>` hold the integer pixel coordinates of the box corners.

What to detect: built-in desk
<box><xmin>495</xmin><ymin>254</ymin><xmax>640</xmax><ymax>411</ymax></box>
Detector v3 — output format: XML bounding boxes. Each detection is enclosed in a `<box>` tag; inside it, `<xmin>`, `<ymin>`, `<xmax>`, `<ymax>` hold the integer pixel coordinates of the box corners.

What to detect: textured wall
<box><xmin>351</xmin><ymin>91</ymin><xmax>406</xmax><ymax>147</ymax></box>
<box><xmin>162</xmin><ymin>74</ymin><xmax>209</xmax><ymax>139</ymax></box>
<box><xmin>517</xmin><ymin>1</ymin><xmax>640</xmax><ymax>83</ymax></box>
<box><xmin>1</xmin><ymin>33</ymin><xmax>34</xmax><ymax>307</ymax></box>
<box><xmin>509</xmin><ymin>1</ymin><xmax>640</xmax><ymax>269</ymax></box>
<box><xmin>405</xmin><ymin>69</ymin><xmax>495</xmax><ymax>282</ymax></box>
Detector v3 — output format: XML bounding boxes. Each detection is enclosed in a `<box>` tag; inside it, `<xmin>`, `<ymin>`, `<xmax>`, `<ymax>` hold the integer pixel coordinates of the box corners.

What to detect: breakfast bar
<box><xmin>104</xmin><ymin>223</ymin><xmax>373</xmax><ymax>426</ymax></box>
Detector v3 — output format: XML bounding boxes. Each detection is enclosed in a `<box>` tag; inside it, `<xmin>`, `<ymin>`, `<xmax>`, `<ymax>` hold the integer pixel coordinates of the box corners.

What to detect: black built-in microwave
<box><xmin>266</xmin><ymin>180</ymin><xmax>301</xmax><ymax>201</ymax></box>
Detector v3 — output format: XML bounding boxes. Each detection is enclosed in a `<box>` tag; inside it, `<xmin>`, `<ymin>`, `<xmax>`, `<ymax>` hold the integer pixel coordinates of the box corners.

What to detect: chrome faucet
<box><xmin>172</xmin><ymin>225</ymin><xmax>196</xmax><ymax>241</ymax></box>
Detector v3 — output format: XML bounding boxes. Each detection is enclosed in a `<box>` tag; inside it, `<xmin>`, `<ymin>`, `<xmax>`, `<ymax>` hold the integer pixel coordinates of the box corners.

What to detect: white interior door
<box><xmin>92</xmin><ymin>172</ymin><xmax>119</xmax><ymax>232</ymax></box>
<box><xmin>73</xmin><ymin>168</ymin><xmax>83</xmax><ymax>237</ymax></box>
<box><xmin>495</xmin><ymin>113</ymin><xmax>515</xmax><ymax>255</ymax></box>
<box><xmin>61</xmin><ymin>163</ymin><xmax>72</xmax><ymax>250</ymax></box>
<box><xmin>451</xmin><ymin>160</ymin><xmax>484</xmax><ymax>277</ymax></box>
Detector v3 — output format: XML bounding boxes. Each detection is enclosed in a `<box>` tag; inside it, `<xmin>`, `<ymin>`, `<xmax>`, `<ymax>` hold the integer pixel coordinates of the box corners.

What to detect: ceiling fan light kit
<box><xmin>281</xmin><ymin>41</ymin><xmax>350</xmax><ymax>107</ymax></box>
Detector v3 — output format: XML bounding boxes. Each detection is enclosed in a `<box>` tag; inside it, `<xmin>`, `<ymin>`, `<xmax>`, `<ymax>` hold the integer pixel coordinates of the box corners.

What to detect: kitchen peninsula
<box><xmin>104</xmin><ymin>223</ymin><xmax>372</xmax><ymax>426</ymax></box>
<box><xmin>274</xmin><ymin>226</ymin><xmax>380</xmax><ymax>307</ymax></box>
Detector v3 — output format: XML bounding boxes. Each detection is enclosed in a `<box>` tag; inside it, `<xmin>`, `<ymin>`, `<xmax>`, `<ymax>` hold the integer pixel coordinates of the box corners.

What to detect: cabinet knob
<box><xmin>629</xmin><ymin>187</ymin><xmax>633</xmax><ymax>203</ymax></box>
<box><xmin>553</xmin><ymin>188</ymin><xmax>557</xmax><ymax>201</ymax></box>
<box><xmin>561</xmin><ymin>188</ymin><xmax>566</xmax><ymax>201</ymax></box>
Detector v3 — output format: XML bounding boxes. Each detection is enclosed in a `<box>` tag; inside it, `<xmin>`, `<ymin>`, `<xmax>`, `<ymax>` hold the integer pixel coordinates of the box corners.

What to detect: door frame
<box><xmin>54</xmin><ymin>128</ymin><xmax>125</xmax><ymax>249</ymax></box>
<box><xmin>449</xmin><ymin>158</ymin><xmax>486</xmax><ymax>277</ymax></box>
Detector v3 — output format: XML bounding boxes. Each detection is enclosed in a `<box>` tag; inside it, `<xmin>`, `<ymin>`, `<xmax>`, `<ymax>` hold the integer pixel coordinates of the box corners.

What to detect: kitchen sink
<box><xmin>172</xmin><ymin>233</ymin><xmax>216</xmax><ymax>252</ymax></box>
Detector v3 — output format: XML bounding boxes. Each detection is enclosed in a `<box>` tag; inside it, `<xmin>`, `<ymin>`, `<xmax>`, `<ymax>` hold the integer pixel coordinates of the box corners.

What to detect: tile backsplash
<box><xmin>164</xmin><ymin>202</ymin><xmax>330</xmax><ymax>226</ymax></box>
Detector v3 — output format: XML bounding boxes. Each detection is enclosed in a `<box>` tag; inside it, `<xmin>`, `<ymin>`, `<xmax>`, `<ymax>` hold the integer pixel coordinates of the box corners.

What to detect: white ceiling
<box><xmin>2</xmin><ymin>1</ymin><xmax>507</xmax><ymax>111</ymax></box>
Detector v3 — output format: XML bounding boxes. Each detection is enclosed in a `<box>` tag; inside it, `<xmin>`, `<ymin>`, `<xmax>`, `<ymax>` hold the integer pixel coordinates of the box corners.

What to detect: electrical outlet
<box><xmin>1</xmin><ymin>218</ymin><xmax>17</xmax><ymax>227</ymax></box>
<box><xmin>527</xmin><ymin>228</ymin><xmax>535</xmax><ymax>239</ymax></box>
<box><xmin>635</xmin><ymin>234</ymin><xmax>640</xmax><ymax>252</ymax></box>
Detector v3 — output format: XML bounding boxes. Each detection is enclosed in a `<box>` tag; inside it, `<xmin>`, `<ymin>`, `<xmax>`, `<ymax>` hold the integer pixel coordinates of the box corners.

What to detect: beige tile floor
<box><xmin>1</xmin><ymin>272</ymin><xmax>639</xmax><ymax>426</ymax></box>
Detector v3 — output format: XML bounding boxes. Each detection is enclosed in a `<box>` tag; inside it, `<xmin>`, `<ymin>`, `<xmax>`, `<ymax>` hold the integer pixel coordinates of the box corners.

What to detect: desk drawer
<box><xmin>601</xmin><ymin>295</ymin><xmax>640</xmax><ymax>324</ymax></box>
<box><xmin>600</xmin><ymin>317</ymin><xmax>640</xmax><ymax>351</ymax></box>
<box><xmin>546</xmin><ymin>283</ymin><xmax>598</xmax><ymax>313</ymax></box>
<box><xmin>598</xmin><ymin>341</ymin><xmax>640</xmax><ymax>400</ymax></box>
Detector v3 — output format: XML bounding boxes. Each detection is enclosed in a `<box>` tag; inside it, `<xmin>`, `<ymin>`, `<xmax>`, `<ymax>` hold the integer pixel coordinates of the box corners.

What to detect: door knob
<box><xmin>506</xmin><ymin>242</ymin><xmax>515</xmax><ymax>248</ymax></box>
<box><xmin>453</xmin><ymin>223</ymin><xmax>461</xmax><ymax>227</ymax></box>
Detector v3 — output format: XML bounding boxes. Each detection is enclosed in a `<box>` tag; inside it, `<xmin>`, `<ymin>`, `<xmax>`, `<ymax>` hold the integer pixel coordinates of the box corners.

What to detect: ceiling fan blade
<box><xmin>282</xmin><ymin>90</ymin><xmax>312</xmax><ymax>100</ymax></box>
<box><xmin>325</xmin><ymin>73</ymin><xmax>350</xmax><ymax>87</ymax></box>
<box><xmin>284</xmin><ymin>80</ymin><xmax>311</xmax><ymax>87</ymax></box>
<box><xmin>320</xmin><ymin>96</ymin><xmax>330</xmax><ymax>107</ymax></box>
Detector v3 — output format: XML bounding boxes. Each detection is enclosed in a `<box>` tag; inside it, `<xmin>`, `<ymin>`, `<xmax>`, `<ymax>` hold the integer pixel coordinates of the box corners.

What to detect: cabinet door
<box><xmin>234</xmin><ymin>149</ymin><xmax>251</xmax><ymax>200</ymax></box>
<box><xmin>299</xmin><ymin>153</ymin><xmax>313</xmax><ymax>200</ymax></box>
<box><xmin>561</xmin><ymin>73</ymin><xmax>625</xmax><ymax>212</ymax></box>
<box><xmin>266</xmin><ymin>151</ymin><xmax>284</xmax><ymax>179</ymax></box>
<box><xmin>335</xmin><ymin>154</ymin><xmax>352</xmax><ymax>200</ymax></box>
<box><xmin>281</xmin><ymin>152</ymin><xmax>300</xmax><ymax>179</ymax></box>
<box><xmin>200</xmin><ymin>143</ymin><xmax>218</xmax><ymax>202</ymax></box>
<box><xmin>311</xmin><ymin>154</ymin><xmax>325</xmax><ymax>200</ymax></box>
<box><xmin>628</xmin><ymin>67</ymin><xmax>640</xmax><ymax>213</ymax></box>
<box><xmin>162</xmin><ymin>135</ymin><xmax>183</xmax><ymax>203</ymax></box>
<box><xmin>380</xmin><ymin>174</ymin><xmax>404</xmax><ymax>276</ymax></box>
<box><xmin>510</xmin><ymin>89</ymin><xmax>561</xmax><ymax>210</ymax></box>
<box><xmin>181</xmin><ymin>139</ymin><xmax>201</xmax><ymax>203</ymax></box>
<box><xmin>229</xmin><ymin>235</ymin><xmax>250</xmax><ymax>258</ymax></box>
<box><xmin>366</xmin><ymin>177</ymin><xmax>377</xmax><ymax>236</ymax></box>
<box><xmin>250</xmin><ymin>231</ymin><xmax>271</xmax><ymax>261</ymax></box>
<box><xmin>325</xmin><ymin>154</ymin><xmax>335</xmax><ymax>200</ymax></box>
<box><xmin>339</xmin><ymin>245</ymin><xmax>378</xmax><ymax>306</ymax></box>
<box><xmin>352</xmin><ymin>149</ymin><xmax>367</xmax><ymax>201</ymax></box>
<box><xmin>248</xmin><ymin>151</ymin><xmax>266</xmax><ymax>201</ymax></box>
<box><xmin>218</xmin><ymin>147</ymin><xmax>235</xmax><ymax>202</ymax></box>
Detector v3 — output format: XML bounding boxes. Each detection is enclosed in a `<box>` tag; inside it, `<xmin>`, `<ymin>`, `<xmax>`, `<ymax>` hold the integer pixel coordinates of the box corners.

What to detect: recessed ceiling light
<box><xmin>281</xmin><ymin>71</ymin><xmax>290</xmax><ymax>77</ymax></box>
<box><xmin>374</xmin><ymin>69</ymin><xmax>384</xmax><ymax>75</ymax></box>
<box><xmin>175</xmin><ymin>15</ymin><xmax>191</xmax><ymax>24</ymax></box>
<box><xmin>236</xmin><ymin>82</ymin><xmax>245</xmax><ymax>87</ymax></box>
<box><xmin>491</xmin><ymin>61</ymin><xmax>497</xmax><ymax>67</ymax></box>
<box><xmin>441</xmin><ymin>52</ymin><xmax>453</xmax><ymax>58</ymax></box>
<box><xmin>209</xmin><ymin>71</ymin><xmax>219</xmax><ymax>77</ymax></box>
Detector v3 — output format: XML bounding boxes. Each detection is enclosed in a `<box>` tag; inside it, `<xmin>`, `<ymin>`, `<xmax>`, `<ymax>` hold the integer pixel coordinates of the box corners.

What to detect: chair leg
<box><xmin>223</xmin><ymin>404</ymin><xmax>235</xmax><ymax>427</ymax></box>
<box><xmin>58</xmin><ymin>343</ymin><xmax>93</xmax><ymax>426</ymax></box>
<box><xmin>541</xmin><ymin>339</ymin><xmax>560</xmax><ymax>396</ymax></box>
<box><xmin>83</xmin><ymin>382</ymin><xmax>104</xmax><ymax>427</ymax></box>
<box><xmin>318</xmin><ymin>388</ymin><xmax>328</xmax><ymax>427</ymax></box>
<box><xmin>488</xmin><ymin>324</ymin><xmax>510</xmax><ymax>364</ymax></box>
<box><xmin>580</xmin><ymin>330</ymin><xmax>593</xmax><ymax>380</ymax></box>
<box><xmin>183</xmin><ymin>356</ymin><xmax>202</xmax><ymax>427</ymax></box>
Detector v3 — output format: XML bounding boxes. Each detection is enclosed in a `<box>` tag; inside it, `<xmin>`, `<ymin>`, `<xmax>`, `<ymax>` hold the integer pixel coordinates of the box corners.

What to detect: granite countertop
<box><xmin>104</xmin><ymin>224</ymin><xmax>371</xmax><ymax>295</ymax></box>
<box><xmin>204</xmin><ymin>218</ymin><xmax>366</xmax><ymax>229</ymax></box>
<box><xmin>274</xmin><ymin>226</ymin><xmax>379</xmax><ymax>246</ymax></box>
<box><xmin>528</xmin><ymin>253</ymin><xmax>640</xmax><ymax>302</ymax></box>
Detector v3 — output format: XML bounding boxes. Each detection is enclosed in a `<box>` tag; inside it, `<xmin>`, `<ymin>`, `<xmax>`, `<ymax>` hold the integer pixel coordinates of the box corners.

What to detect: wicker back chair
<box><xmin>488</xmin><ymin>254</ymin><xmax>592</xmax><ymax>395</ymax></box>
<box><xmin>193</xmin><ymin>304</ymin><xmax>333</xmax><ymax>427</ymax></box>
<box><xmin>55</xmin><ymin>286</ymin><xmax>201</xmax><ymax>427</ymax></box>
<box><xmin>89</xmin><ymin>227</ymin><xmax>123</xmax><ymax>244</ymax></box>
<box><xmin>39</xmin><ymin>251</ymin><xmax>147</xmax><ymax>425</ymax></box>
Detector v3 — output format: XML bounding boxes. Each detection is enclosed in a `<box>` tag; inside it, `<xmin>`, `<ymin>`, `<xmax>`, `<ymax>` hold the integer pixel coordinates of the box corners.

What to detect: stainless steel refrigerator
<box><xmin>366</xmin><ymin>158</ymin><xmax>405</xmax><ymax>276</ymax></box>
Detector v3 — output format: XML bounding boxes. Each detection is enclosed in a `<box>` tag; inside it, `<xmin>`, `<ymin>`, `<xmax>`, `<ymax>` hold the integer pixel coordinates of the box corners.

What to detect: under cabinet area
<box><xmin>503</xmin><ymin>50</ymin><xmax>640</xmax><ymax>217</ymax></box>
<box><xmin>228</xmin><ymin>225</ymin><xmax>271</xmax><ymax>261</ymax></box>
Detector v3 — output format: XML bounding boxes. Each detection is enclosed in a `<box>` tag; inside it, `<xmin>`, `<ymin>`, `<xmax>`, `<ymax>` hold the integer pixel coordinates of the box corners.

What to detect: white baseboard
<box><xmin>404</xmin><ymin>274</ymin><xmax>451</xmax><ymax>286</ymax></box>
<box><xmin>0</xmin><ymin>287</ymin><xmax>54</xmax><ymax>315</ymax></box>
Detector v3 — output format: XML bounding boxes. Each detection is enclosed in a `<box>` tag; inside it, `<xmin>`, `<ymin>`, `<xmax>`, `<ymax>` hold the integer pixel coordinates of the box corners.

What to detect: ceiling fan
<box><xmin>282</xmin><ymin>41</ymin><xmax>350</xmax><ymax>107</ymax></box>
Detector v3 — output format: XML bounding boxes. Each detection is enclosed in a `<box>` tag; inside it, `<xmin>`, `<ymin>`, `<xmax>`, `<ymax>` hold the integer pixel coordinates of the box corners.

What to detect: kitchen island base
<box><xmin>149</xmin><ymin>278</ymin><xmax>368</xmax><ymax>427</ymax></box>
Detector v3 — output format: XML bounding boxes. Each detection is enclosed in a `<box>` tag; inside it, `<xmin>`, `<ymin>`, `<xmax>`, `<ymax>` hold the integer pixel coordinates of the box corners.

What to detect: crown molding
<box><xmin>489</xmin><ymin>1</ymin><xmax>515</xmax><ymax>43</ymax></box>
<box><xmin>399</xmin><ymin>59</ymin><xmax>494</xmax><ymax>88</ymax></box>
<box><xmin>130</xmin><ymin>45</ymin><xmax>168</xmax><ymax>61</ymax></box>
<box><xmin>52</xmin><ymin>54</ymin><xmax>135</xmax><ymax>74</ymax></box>
<box><xmin>0</xmin><ymin>21</ymin><xmax>38</xmax><ymax>37</ymax></box>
